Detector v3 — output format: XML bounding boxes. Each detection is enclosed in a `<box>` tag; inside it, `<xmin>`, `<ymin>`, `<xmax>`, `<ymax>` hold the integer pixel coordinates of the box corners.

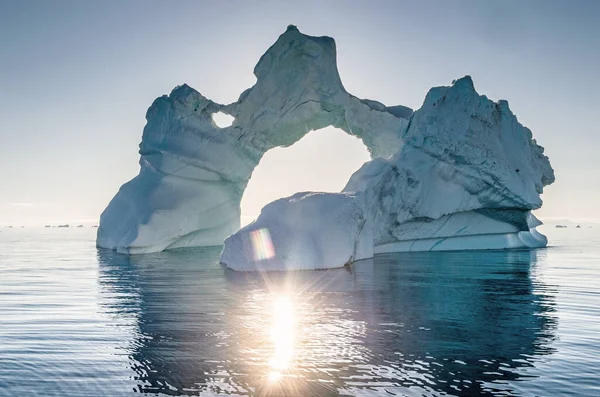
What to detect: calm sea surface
<box><xmin>1</xmin><ymin>227</ymin><xmax>599</xmax><ymax>396</ymax></box>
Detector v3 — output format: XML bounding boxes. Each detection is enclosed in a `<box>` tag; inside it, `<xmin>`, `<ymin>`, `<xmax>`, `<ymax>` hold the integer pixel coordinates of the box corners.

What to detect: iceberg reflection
<box><xmin>97</xmin><ymin>248</ymin><xmax>557</xmax><ymax>396</ymax></box>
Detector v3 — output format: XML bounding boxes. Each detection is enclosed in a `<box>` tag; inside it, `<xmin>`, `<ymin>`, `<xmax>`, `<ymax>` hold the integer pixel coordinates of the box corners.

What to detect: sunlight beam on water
<box><xmin>267</xmin><ymin>295</ymin><xmax>296</xmax><ymax>381</ymax></box>
<box><xmin>5</xmin><ymin>228</ymin><xmax>599</xmax><ymax>396</ymax></box>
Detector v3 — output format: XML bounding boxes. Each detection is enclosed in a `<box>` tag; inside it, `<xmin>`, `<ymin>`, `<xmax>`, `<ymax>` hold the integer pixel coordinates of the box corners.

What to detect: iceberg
<box><xmin>98</xmin><ymin>25</ymin><xmax>554</xmax><ymax>268</ymax></box>
<box><xmin>97</xmin><ymin>25</ymin><xmax>411</xmax><ymax>254</ymax></box>
<box><xmin>221</xmin><ymin>76</ymin><xmax>554</xmax><ymax>271</ymax></box>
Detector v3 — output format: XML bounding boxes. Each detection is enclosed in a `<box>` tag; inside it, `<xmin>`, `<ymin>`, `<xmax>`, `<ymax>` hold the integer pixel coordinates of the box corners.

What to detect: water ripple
<box><xmin>1</xmin><ymin>228</ymin><xmax>599</xmax><ymax>395</ymax></box>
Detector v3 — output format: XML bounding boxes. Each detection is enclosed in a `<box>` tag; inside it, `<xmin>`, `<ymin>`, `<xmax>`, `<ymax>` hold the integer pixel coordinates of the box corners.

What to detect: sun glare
<box><xmin>268</xmin><ymin>295</ymin><xmax>296</xmax><ymax>381</ymax></box>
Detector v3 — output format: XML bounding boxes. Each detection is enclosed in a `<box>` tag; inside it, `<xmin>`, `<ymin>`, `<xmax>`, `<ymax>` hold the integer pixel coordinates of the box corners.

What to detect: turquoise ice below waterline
<box><xmin>0</xmin><ymin>227</ymin><xmax>599</xmax><ymax>396</ymax></box>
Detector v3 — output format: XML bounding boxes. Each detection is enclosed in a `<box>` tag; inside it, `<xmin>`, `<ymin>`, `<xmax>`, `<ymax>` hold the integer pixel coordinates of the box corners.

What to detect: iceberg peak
<box><xmin>452</xmin><ymin>75</ymin><xmax>475</xmax><ymax>90</ymax></box>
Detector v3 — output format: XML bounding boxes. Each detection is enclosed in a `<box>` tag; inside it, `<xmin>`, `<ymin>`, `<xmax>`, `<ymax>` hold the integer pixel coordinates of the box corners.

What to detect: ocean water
<box><xmin>0</xmin><ymin>227</ymin><xmax>599</xmax><ymax>396</ymax></box>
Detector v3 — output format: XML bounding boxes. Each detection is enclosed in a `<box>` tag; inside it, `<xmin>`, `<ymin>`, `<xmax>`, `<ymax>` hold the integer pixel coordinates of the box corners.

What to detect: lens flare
<box><xmin>250</xmin><ymin>228</ymin><xmax>275</xmax><ymax>261</ymax></box>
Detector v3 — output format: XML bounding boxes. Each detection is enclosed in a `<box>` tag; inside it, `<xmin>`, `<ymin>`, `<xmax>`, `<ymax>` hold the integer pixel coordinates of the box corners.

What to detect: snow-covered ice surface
<box><xmin>97</xmin><ymin>25</ymin><xmax>411</xmax><ymax>254</ymax></box>
<box><xmin>222</xmin><ymin>76</ymin><xmax>554</xmax><ymax>271</ymax></box>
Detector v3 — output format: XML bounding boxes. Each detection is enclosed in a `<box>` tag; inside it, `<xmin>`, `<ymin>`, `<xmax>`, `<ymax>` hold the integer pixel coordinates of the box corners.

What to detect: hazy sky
<box><xmin>1</xmin><ymin>0</ymin><xmax>599</xmax><ymax>226</ymax></box>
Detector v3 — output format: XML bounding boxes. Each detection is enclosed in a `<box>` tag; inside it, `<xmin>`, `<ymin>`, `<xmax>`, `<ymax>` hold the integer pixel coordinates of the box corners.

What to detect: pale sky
<box><xmin>1</xmin><ymin>0</ymin><xmax>599</xmax><ymax>226</ymax></box>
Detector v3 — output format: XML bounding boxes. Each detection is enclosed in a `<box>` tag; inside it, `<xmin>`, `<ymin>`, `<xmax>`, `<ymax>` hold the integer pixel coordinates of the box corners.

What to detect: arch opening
<box><xmin>212</xmin><ymin>111</ymin><xmax>234</xmax><ymax>128</ymax></box>
<box><xmin>240</xmin><ymin>127</ymin><xmax>370</xmax><ymax>226</ymax></box>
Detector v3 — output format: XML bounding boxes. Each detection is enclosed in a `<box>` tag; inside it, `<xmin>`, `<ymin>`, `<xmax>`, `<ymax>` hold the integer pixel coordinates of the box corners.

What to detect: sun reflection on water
<box><xmin>267</xmin><ymin>295</ymin><xmax>296</xmax><ymax>381</ymax></box>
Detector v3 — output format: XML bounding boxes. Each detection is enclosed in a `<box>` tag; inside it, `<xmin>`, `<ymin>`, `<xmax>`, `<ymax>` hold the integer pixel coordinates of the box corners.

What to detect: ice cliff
<box><xmin>221</xmin><ymin>76</ymin><xmax>554</xmax><ymax>271</ymax></box>
<box><xmin>97</xmin><ymin>25</ymin><xmax>410</xmax><ymax>254</ymax></box>
<box><xmin>97</xmin><ymin>26</ymin><xmax>554</xmax><ymax>269</ymax></box>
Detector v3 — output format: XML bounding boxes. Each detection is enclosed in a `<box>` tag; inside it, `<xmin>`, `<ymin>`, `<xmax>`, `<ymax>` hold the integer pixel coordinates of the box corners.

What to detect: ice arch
<box><xmin>220</xmin><ymin>76</ymin><xmax>555</xmax><ymax>271</ymax></box>
<box><xmin>97</xmin><ymin>25</ymin><xmax>412</xmax><ymax>254</ymax></box>
<box><xmin>241</xmin><ymin>127</ymin><xmax>371</xmax><ymax>223</ymax></box>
